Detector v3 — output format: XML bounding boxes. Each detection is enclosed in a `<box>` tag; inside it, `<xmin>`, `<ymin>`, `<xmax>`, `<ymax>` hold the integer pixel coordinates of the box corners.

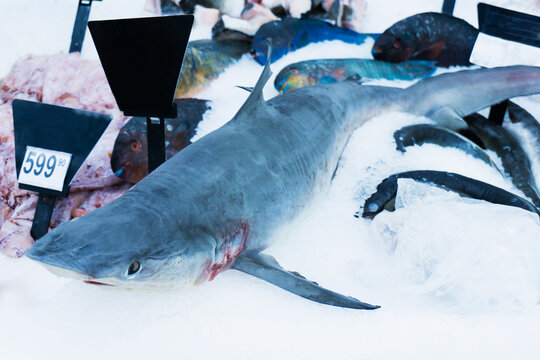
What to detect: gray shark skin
<box><xmin>26</xmin><ymin>64</ymin><xmax>540</xmax><ymax>310</ymax></box>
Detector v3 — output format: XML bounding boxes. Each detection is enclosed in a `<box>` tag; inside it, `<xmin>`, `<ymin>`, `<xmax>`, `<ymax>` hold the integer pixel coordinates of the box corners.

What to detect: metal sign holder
<box><xmin>12</xmin><ymin>100</ymin><xmax>111</xmax><ymax>239</ymax></box>
<box><xmin>88</xmin><ymin>15</ymin><xmax>193</xmax><ymax>173</ymax></box>
<box><xmin>441</xmin><ymin>0</ymin><xmax>456</xmax><ymax>15</ymax></box>
<box><xmin>69</xmin><ymin>0</ymin><xmax>102</xmax><ymax>53</ymax></box>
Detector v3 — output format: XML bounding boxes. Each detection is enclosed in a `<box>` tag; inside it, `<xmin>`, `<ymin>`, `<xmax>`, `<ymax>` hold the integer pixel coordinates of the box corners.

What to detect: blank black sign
<box><xmin>478</xmin><ymin>3</ymin><xmax>540</xmax><ymax>48</ymax></box>
<box><xmin>88</xmin><ymin>15</ymin><xmax>193</xmax><ymax>118</ymax></box>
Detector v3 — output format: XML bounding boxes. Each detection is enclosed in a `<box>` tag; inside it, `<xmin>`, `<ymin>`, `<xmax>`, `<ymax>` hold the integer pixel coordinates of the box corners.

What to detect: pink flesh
<box><xmin>204</xmin><ymin>223</ymin><xmax>250</xmax><ymax>281</ymax></box>
<box><xmin>0</xmin><ymin>53</ymin><xmax>133</xmax><ymax>258</ymax></box>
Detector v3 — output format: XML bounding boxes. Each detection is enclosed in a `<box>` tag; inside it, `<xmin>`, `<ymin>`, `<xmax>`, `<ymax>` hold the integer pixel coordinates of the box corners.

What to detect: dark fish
<box><xmin>110</xmin><ymin>98</ymin><xmax>210</xmax><ymax>184</ymax></box>
<box><xmin>465</xmin><ymin>113</ymin><xmax>540</xmax><ymax>207</ymax></box>
<box><xmin>302</xmin><ymin>0</ymin><xmax>341</xmax><ymax>25</ymax></box>
<box><xmin>359</xmin><ymin>170</ymin><xmax>540</xmax><ymax>219</ymax></box>
<box><xmin>211</xmin><ymin>18</ymin><xmax>253</xmax><ymax>43</ymax></box>
<box><xmin>176</xmin><ymin>40</ymin><xmax>251</xmax><ymax>97</ymax></box>
<box><xmin>274</xmin><ymin>58</ymin><xmax>436</xmax><ymax>93</ymax></box>
<box><xmin>252</xmin><ymin>17</ymin><xmax>378</xmax><ymax>64</ymax></box>
<box><xmin>507</xmin><ymin>101</ymin><xmax>540</xmax><ymax>162</ymax></box>
<box><xmin>372</xmin><ymin>12</ymin><xmax>478</xmax><ymax>67</ymax></box>
<box><xmin>393</xmin><ymin>124</ymin><xmax>495</xmax><ymax>167</ymax></box>
<box><xmin>160</xmin><ymin>0</ymin><xmax>183</xmax><ymax>14</ymax></box>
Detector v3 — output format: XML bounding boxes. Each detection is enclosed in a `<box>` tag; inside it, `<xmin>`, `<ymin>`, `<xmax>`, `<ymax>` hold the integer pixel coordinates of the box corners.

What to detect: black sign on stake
<box><xmin>69</xmin><ymin>0</ymin><xmax>102</xmax><ymax>53</ymax></box>
<box><xmin>88</xmin><ymin>15</ymin><xmax>193</xmax><ymax>173</ymax></box>
<box><xmin>12</xmin><ymin>100</ymin><xmax>111</xmax><ymax>240</ymax></box>
<box><xmin>478</xmin><ymin>3</ymin><xmax>540</xmax><ymax>48</ymax></box>
<box><xmin>475</xmin><ymin>3</ymin><xmax>540</xmax><ymax>125</ymax></box>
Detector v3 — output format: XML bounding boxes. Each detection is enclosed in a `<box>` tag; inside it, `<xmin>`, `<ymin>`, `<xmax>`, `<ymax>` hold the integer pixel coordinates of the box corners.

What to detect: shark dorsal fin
<box><xmin>233</xmin><ymin>42</ymin><xmax>273</xmax><ymax>118</ymax></box>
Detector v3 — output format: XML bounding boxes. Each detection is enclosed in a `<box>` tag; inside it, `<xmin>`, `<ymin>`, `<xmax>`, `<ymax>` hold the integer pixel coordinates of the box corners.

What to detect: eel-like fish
<box><xmin>110</xmin><ymin>98</ymin><xmax>210</xmax><ymax>184</ymax></box>
<box><xmin>465</xmin><ymin>113</ymin><xmax>540</xmax><ymax>208</ymax></box>
<box><xmin>372</xmin><ymin>12</ymin><xmax>478</xmax><ymax>67</ymax></box>
<box><xmin>359</xmin><ymin>170</ymin><xmax>540</xmax><ymax>219</ymax></box>
<box><xmin>506</xmin><ymin>101</ymin><xmax>540</xmax><ymax>164</ymax></box>
<box><xmin>26</xmin><ymin>62</ymin><xmax>540</xmax><ymax>310</ymax></box>
<box><xmin>393</xmin><ymin>124</ymin><xmax>495</xmax><ymax>167</ymax></box>
<box><xmin>274</xmin><ymin>58</ymin><xmax>437</xmax><ymax>93</ymax></box>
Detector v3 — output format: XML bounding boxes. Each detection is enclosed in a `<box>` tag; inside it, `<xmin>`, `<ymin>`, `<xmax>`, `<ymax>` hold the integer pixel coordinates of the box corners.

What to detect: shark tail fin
<box><xmin>406</xmin><ymin>66</ymin><xmax>540</xmax><ymax>130</ymax></box>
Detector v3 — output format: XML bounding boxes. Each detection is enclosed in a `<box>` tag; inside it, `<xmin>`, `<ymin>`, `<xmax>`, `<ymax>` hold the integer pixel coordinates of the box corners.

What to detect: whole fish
<box><xmin>175</xmin><ymin>40</ymin><xmax>251</xmax><ymax>98</ymax></box>
<box><xmin>26</xmin><ymin>63</ymin><xmax>540</xmax><ymax>310</ymax></box>
<box><xmin>251</xmin><ymin>17</ymin><xmax>378</xmax><ymax>64</ymax></box>
<box><xmin>393</xmin><ymin>124</ymin><xmax>495</xmax><ymax>167</ymax></box>
<box><xmin>110</xmin><ymin>98</ymin><xmax>210</xmax><ymax>184</ymax></box>
<box><xmin>465</xmin><ymin>113</ymin><xmax>540</xmax><ymax>207</ymax></box>
<box><xmin>372</xmin><ymin>12</ymin><xmax>478</xmax><ymax>67</ymax></box>
<box><xmin>274</xmin><ymin>58</ymin><xmax>436</xmax><ymax>93</ymax></box>
<box><xmin>359</xmin><ymin>170</ymin><xmax>540</xmax><ymax>218</ymax></box>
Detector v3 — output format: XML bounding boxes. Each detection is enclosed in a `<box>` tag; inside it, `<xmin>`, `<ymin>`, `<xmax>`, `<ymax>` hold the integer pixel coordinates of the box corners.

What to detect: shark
<box><xmin>26</xmin><ymin>58</ymin><xmax>540</xmax><ymax>310</ymax></box>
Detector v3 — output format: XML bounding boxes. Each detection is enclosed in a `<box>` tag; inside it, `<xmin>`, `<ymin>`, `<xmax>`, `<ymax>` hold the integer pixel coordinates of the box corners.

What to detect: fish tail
<box><xmin>405</xmin><ymin>66</ymin><xmax>540</xmax><ymax>125</ymax></box>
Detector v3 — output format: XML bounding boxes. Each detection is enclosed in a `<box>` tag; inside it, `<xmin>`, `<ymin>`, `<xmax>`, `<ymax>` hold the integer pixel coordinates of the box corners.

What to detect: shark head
<box><xmin>25</xmin><ymin>198</ymin><xmax>217</xmax><ymax>288</ymax></box>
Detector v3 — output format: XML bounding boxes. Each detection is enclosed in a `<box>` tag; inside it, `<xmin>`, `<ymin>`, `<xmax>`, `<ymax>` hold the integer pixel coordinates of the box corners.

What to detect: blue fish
<box><xmin>251</xmin><ymin>18</ymin><xmax>378</xmax><ymax>64</ymax></box>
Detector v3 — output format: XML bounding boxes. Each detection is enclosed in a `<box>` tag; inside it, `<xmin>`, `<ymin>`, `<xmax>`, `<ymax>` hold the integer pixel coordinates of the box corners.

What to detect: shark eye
<box><xmin>393</xmin><ymin>38</ymin><xmax>402</xmax><ymax>49</ymax></box>
<box><xmin>127</xmin><ymin>261</ymin><xmax>141</xmax><ymax>277</ymax></box>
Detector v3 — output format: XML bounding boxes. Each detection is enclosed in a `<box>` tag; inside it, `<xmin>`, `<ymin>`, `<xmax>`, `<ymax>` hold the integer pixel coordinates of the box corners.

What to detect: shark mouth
<box><xmin>84</xmin><ymin>280</ymin><xmax>114</xmax><ymax>286</ymax></box>
<box><xmin>40</xmin><ymin>263</ymin><xmax>117</xmax><ymax>286</ymax></box>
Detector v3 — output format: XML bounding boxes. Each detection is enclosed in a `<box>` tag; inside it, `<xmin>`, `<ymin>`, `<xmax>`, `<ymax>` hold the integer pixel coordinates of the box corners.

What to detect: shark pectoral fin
<box><xmin>232</xmin><ymin>252</ymin><xmax>380</xmax><ymax>310</ymax></box>
<box><xmin>428</xmin><ymin>107</ymin><xmax>468</xmax><ymax>130</ymax></box>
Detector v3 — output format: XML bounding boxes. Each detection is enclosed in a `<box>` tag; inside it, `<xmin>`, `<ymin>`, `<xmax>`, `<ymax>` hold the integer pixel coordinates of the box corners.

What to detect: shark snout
<box><xmin>26</xmin><ymin>231</ymin><xmax>104</xmax><ymax>279</ymax></box>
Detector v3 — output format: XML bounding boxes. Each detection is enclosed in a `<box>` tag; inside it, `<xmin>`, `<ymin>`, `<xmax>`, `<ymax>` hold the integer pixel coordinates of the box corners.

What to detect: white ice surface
<box><xmin>2</xmin><ymin>1</ymin><xmax>540</xmax><ymax>359</ymax></box>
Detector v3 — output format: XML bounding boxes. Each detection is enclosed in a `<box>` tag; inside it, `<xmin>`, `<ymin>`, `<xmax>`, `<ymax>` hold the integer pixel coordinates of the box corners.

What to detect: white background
<box><xmin>1</xmin><ymin>1</ymin><xmax>540</xmax><ymax>359</ymax></box>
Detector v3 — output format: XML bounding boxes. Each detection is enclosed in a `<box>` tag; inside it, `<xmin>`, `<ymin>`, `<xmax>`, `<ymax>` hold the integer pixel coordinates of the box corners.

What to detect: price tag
<box><xmin>18</xmin><ymin>146</ymin><xmax>72</xmax><ymax>192</ymax></box>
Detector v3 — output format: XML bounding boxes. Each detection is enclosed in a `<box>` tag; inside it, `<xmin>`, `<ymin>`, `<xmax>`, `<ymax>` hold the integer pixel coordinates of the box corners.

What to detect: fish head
<box><xmin>274</xmin><ymin>65</ymin><xmax>311</xmax><ymax>93</ymax></box>
<box><xmin>371</xmin><ymin>30</ymin><xmax>413</xmax><ymax>62</ymax></box>
<box><xmin>251</xmin><ymin>20</ymin><xmax>294</xmax><ymax>64</ymax></box>
<box><xmin>111</xmin><ymin>117</ymin><xmax>149</xmax><ymax>184</ymax></box>
<box><xmin>25</xmin><ymin>202</ymin><xmax>217</xmax><ymax>288</ymax></box>
<box><xmin>251</xmin><ymin>42</ymin><xmax>288</xmax><ymax>65</ymax></box>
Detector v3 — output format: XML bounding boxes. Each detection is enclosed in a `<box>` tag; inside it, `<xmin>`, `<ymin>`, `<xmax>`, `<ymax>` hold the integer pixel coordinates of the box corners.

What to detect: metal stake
<box><xmin>146</xmin><ymin>117</ymin><xmax>166</xmax><ymax>173</ymax></box>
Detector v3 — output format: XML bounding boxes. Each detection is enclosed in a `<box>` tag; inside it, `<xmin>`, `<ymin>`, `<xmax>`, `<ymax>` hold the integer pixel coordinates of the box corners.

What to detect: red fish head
<box><xmin>111</xmin><ymin>122</ymin><xmax>149</xmax><ymax>184</ymax></box>
<box><xmin>372</xmin><ymin>33</ymin><xmax>411</xmax><ymax>62</ymax></box>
